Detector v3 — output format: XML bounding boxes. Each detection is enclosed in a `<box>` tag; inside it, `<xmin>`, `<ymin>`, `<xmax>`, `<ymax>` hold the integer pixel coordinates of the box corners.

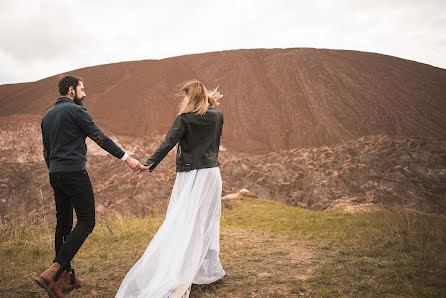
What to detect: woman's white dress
<box><xmin>116</xmin><ymin>167</ymin><xmax>225</xmax><ymax>298</ymax></box>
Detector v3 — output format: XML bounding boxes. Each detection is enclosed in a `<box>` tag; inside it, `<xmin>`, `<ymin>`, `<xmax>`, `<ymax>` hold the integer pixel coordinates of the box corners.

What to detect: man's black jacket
<box><xmin>145</xmin><ymin>106</ymin><xmax>223</xmax><ymax>172</ymax></box>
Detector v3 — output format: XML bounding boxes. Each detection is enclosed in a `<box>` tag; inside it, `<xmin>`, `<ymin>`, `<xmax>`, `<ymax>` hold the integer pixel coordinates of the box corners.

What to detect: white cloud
<box><xmin>1</xmin><ymin>0</ymin><xmax>445</xmax><ymax>84</ymax></box>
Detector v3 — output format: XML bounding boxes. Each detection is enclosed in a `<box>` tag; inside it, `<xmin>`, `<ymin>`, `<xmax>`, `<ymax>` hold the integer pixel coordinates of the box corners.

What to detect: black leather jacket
<box><xmin>144</xmin><ymin>106</ymin><xmax>223</xmax><ymax>172</ymax></box>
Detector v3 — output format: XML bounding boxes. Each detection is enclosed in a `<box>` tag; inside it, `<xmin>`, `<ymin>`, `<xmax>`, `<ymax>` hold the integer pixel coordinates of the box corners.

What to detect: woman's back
<box><xmin>144</xmin><ymin>80</ymin><xmax>224</xmax><ymax>173</ymax></box>
<box><xmin>176</xmin><ymin>106</ymin><xmax>223</xmax><ymax>172</ymax></box>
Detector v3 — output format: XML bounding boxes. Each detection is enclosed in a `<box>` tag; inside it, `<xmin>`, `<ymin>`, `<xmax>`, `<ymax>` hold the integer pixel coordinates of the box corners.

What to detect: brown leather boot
<box><xmin>48</xmin><ymin>269</ymin><xmax>67</xmax><ymax>298</ymax></box>
<box><xmin>34</xmin><ymin>262</ymin><xmax>67</xmax><ymax>298</ymax></box>
<box><xmin>62</xmin><ymin>269</ymin><xmax>85</xmax><ymax>292</ymax></box>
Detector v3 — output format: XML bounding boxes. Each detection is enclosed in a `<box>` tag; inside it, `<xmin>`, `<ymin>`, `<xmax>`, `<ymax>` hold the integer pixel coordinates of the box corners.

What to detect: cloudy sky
<box><xmin>1</xmin><ymin>0</ymin><xmax>445</xmax><ymax>84</ymax></box>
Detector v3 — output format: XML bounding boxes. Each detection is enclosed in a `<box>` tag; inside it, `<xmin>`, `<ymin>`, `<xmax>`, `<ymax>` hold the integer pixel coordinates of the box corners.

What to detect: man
<box><xmin>35</xmin><ymin>75</ymin><xmax>141</xmax><ymax>297</ymax></box>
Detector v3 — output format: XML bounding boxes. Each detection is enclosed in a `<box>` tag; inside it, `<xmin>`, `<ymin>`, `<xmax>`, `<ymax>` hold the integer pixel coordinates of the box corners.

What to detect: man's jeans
<box><xmin>49</xmin><ymin>170</ymin><xmax>95</xmax><ymax>270</ymax></box>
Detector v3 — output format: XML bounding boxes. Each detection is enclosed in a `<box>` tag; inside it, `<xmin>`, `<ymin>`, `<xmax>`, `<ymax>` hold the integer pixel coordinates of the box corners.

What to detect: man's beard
<box><xmin>73</xmin><ymin>93</ymin><xmax>84</xmax><ymax>106</ymax></box>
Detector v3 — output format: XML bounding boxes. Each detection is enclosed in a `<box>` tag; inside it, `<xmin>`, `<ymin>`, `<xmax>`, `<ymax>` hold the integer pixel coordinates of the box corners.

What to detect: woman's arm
<box><xmin>144</xmin><ymin>114</ymin><xmax>187</xmax><ymax>171</ymax></box>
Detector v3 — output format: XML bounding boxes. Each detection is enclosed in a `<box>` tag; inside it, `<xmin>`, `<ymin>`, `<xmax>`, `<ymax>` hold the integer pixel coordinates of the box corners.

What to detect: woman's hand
<box><xmin>136</xmin><ymin>162</ymin><xmax>153</xmax><ymax>175</ymax></box>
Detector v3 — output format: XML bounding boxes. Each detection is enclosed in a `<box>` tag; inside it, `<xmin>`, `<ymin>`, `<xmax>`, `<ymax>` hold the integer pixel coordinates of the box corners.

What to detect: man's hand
<box><xmin>125</xmin><ymin>156</ymin><xmax>141</xmax><ymax>173</ymax></box>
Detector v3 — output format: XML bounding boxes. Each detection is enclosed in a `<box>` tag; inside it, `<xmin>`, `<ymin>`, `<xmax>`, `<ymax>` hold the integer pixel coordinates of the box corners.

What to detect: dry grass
<box><xmin>1</xmin><ymin>196</ymin><xmax>445</xmax><ymax>297</ymax></box>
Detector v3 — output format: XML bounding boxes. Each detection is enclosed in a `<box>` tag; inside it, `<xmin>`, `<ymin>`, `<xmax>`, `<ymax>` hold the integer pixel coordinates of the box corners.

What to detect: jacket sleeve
<box><xmin>75</xmin><ymin>107</ymin><xmax>125</xmax><ymax>159</ymax></box>
<box><xmin>144</xmin><ymin>114</ymin><xmax>186</xmax><ymax>171</ymax></box>
<box><xmin>220</xmin><ymin>112</ymin><xmax>224</xmax><ymax>135</ymax></box>
<box><xmin>41</xmin><ymin>121</ymin><xmax>50</xmax><ymax>169</ymax></box>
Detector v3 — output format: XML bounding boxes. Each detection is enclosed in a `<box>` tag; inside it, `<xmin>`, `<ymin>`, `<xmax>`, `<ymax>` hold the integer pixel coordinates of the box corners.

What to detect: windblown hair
<box><xmin>177</xmin><ymin>80</ymin><xmax>222</xmax><ymax>116</ymax></box>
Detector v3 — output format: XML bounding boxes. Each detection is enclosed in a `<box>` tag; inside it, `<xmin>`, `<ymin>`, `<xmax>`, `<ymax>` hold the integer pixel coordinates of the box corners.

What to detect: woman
<box><xmin>116</xmin><ymin>80</ymin><xmax>225</xmax><ymax>298</ymax></box>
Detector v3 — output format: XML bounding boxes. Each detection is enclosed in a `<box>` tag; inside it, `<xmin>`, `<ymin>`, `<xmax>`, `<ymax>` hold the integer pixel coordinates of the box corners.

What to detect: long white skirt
<box><xmin>116</xmin><ymin>167</ymin><xmax>226</xmax><ymax>298</ymax></box>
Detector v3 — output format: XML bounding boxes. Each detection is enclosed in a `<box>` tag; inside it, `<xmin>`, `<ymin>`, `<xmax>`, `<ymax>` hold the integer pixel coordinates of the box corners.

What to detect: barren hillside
<box><xmin>1</xmin><ymin>48</ymin><xmax>445</xmax><ymax>217</ymax></box>
<box><xmin>1</xmin><ymin>48</ymin><xmax>445</xmax><ymax>152</ymax></box>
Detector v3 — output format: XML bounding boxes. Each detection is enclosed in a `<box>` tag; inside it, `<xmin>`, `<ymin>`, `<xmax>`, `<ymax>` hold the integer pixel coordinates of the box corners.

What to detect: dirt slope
<box><xmin>1</xmin><ymin>48</ymin><xmax>445</xmax><ymax>153</ymax></box>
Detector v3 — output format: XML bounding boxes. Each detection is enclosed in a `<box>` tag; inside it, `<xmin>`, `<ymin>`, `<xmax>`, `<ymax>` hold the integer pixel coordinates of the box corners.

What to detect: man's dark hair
<box><xmin>58</xmin><ymin>75</ymin><xmax>83</xmax><ymax>96</ymax></box>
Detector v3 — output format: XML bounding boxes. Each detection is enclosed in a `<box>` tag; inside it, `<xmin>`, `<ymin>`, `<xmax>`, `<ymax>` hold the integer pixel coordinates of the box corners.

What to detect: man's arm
<box><xmin>41</xmin><ymin>121</ymin><xmax>50</xmax><ymax>169</ymax></box>
<box><xmin>74</xmin><ymin>107</ymin><xmax>140</xmax><ymax>170</ymax></box>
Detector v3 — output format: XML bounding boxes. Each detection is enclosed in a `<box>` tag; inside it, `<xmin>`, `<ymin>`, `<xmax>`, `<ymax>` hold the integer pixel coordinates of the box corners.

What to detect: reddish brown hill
<box><xmin>1</xmin><ymin>48</ymin><xmax>445</xmax><ymax>218</ymax></box>
<box><xmin>1</xmin><ymin>48</ymin><xmax>445</xmax><ymax>152</ymax></box>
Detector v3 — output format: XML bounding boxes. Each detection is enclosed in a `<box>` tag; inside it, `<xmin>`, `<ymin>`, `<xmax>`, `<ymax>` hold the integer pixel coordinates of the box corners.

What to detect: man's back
<box><xmin>41</xmin><ymin>97</ymin><xmax>125</xmax><ymax>173</ymax></box>
<box><xmin>42</xmin><ymin>97</ymin><xmax>90</xmax><ymax>173</ymax></box>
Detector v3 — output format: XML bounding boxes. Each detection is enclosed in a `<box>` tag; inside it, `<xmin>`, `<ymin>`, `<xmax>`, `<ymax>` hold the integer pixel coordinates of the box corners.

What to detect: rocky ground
<box><xmin>1</xmin><ymin>130</ymin><xmax>445</xmax><ymax>221</ymax></box>
<box><xmin>222</xmin><ymin>135</ymin><xmax>446</xmax><ymax>213</ymax></box>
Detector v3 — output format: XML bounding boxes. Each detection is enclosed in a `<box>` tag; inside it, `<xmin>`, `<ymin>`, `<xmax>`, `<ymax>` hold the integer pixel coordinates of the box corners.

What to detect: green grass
<box><xmin>223</xmin><ymin>197</ymin><xmax>446</xmax><ymax>297</ymax></box>
<box><xmin>1</xmin><ymin>196</ymin><xmax>445</xmax><ymax>297</ymax></box>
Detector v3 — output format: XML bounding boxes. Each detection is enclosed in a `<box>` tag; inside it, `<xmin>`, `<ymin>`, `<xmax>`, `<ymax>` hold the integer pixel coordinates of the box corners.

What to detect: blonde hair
<box><xmin>177</xmin><ymin>80</ymin><xmax>222</xmax><ymax>115</ymax></box>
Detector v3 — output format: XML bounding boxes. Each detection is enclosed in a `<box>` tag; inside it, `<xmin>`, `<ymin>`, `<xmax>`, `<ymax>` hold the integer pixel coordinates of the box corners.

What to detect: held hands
<box><xmin>125</xmin><ymin>156</ymin><xmax>153</xmax><ymax>175</ymax></box>
<box><xmin>136</xmin><ymin>161</ymin><xmax>153</xmax><ymax>175</ymax></box>
<box><xmin>125</xmin><ymin>156</ymin><xmax>142</xmax><ymax>173</ymax></box>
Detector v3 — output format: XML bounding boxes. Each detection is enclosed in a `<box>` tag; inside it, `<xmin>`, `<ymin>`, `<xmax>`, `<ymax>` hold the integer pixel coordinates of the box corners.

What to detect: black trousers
<box><xmin>49</xmin><ymin>170</ymin><xmax>95</xmax><ymax>270</ymax></box>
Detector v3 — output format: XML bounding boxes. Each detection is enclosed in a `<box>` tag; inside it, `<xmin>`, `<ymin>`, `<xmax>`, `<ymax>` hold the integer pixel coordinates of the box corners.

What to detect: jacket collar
<box><xmin>55</xmin><ymin>97</ymin><xmax>76</xmax><ymax>105</ymax></box>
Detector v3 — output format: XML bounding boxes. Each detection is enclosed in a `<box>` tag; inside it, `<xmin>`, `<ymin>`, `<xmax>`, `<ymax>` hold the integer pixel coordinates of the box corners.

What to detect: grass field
<box><xmin>1</xmin><ymin>196</ymin><xmax>445</xmax><ymax>297</ymax></box>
